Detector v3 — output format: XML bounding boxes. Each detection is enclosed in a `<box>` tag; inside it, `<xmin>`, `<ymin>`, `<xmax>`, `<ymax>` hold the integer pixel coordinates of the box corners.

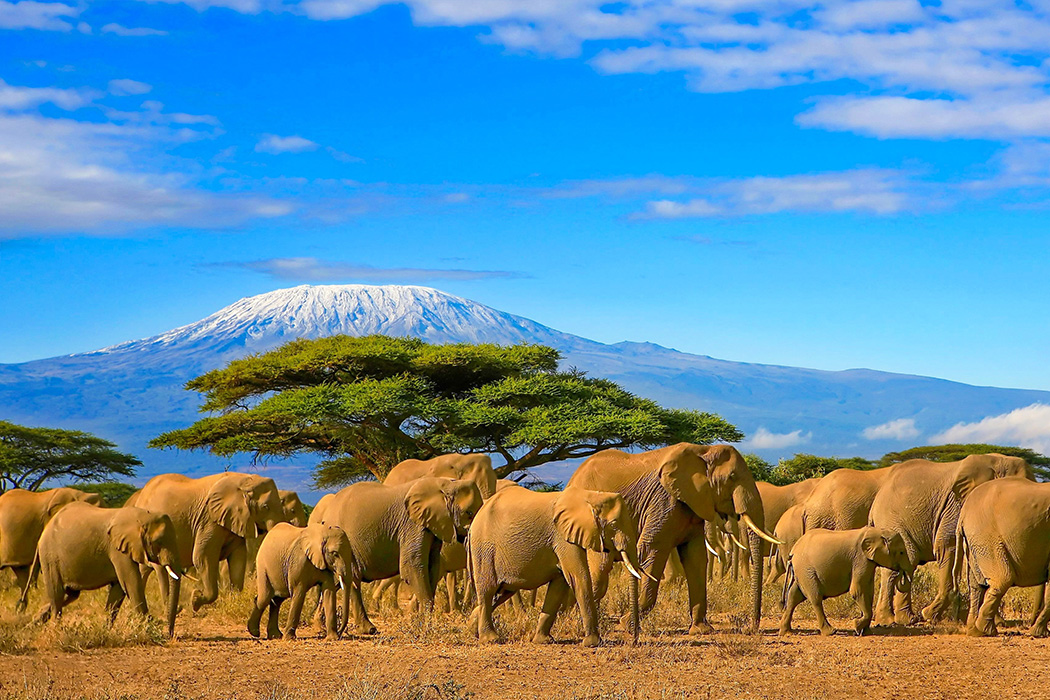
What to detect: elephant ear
<box><xmin>658</xmin><ymin>445</ymin><xmax>716</xmax><ymax>521</ymax></box>
<box><xmin>860</xmin><ymin>529</ymin><xmax>892</xmax><ymax>566</ymax></box>
<box><xmin>951</xmin><ymin>459</ymin><xmax>995</xmax><ymax>505</ymax></box>
<box><xmin>553</xmin><ymin>488</ymin><xmax>603</xmax><ymax>551</ymax></box>
<box><xmin>303</xmin><ymin>525</ymin><xmax>327</xmax><ymax>570</ymax></box>
<box><xmin>109</xmin><ymin>515</ymin><xmax>150</xmax><ymax>565</ymax></box>
<box><xmin>207</xmin><ymin>478</ymin><xmax>256</xmax><ymax>539</ymax></box>
<box><xmin>45</xmin><ymin>489</ymin><xmax>74</xmax><ymax>517</ymax></box>
<box><xmin>404</xmin><ymin>479</ymin><xmax>456</xmax><ymax>543</ymax></box>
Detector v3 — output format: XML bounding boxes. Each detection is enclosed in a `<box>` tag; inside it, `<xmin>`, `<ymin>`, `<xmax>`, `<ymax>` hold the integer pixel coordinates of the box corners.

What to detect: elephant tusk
<box><xmin>338</xmin><ymin>575</ymin><xmax>345</xmax><ymax>590</ymax></box>
<box><xmin>728</xmin><ymin>531</ymin><xmax>747</xmax><ymax>551</ymax></box>
<box><xmin>165</xmin><ymin>566</ymin><xmax>180</xmax><ymax>581</ymax></box>
<box><xmin>181</xmin><ymin>572</ymin><xmax>200</xmax><ymax>583</ymax></box>
<box><xmin>704</xmin><ymin>537</ymin><xmax>723</xmax><ymax>561</ymax></box>
<box><xmin>622</xmin><ymin>559</ymin><xmax>644</xmax><ymax>581</ymax></box>
<box><xmin>741</xmin><ymin>514</ymin><xmax>783</xmax><ymax>546</ymax></box>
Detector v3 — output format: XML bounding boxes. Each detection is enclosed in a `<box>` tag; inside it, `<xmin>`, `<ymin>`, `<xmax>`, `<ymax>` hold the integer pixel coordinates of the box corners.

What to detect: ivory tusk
<box><xmin>164</xmin><ymin>565</ymin><xmax>180</xmax><ymax>581</ymax></box>
<box><xmin>704</xmin><ymin>538</ymin><xmax>723</xmax><ymax>561</ymax></box>
<box><xmin>741</xmin><ymin>513</ymin><xmax>784</xmax><ymax>545</ymax></box>
<box><xmin>728</xmin><ymin>531</ymin><xmax>747</xmax><ymax>550</ymax></box>
<box><xmin>622</xmin><ymin>559</ymin><xmax>644</xmax><ymax>581</ymax></box>
<box><xmin>338</xmin><ymin>575</ymin><xmax>345</xmax><ymax>590</ymax></box>
<box><xmin>181</xmin><ymin>572</ymin><xmax>200</xmax><ymax>583</ymax></box>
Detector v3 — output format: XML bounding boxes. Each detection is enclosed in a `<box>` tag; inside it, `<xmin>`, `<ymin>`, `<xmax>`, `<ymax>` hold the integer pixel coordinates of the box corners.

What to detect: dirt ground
<box><xmin>2</xmin><ymin>614</ymin><xmax>1049</xmax><ymax>700</ymax></box>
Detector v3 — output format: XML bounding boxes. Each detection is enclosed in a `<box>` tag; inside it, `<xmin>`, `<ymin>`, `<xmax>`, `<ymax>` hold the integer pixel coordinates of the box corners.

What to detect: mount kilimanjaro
<box><xmin>2</xmin><ymin>284</ymin><xmax>1047</xmax><ymax>494</ymax></box>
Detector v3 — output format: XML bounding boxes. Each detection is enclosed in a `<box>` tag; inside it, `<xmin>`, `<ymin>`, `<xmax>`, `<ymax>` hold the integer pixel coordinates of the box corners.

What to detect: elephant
<box><xmin>958</xmin><ymin>478</ymin><xmax>1050</xmax><ymax>637</ymax></box>
<box><xmin>770</xmin><ymin>503</ymin><xmax>806</xmax><ymax>585</ymax></box>
<box><xmin>468</xmin><ymin>485</ymin><xmax>649</xmax><ymax>647</ymax></box>
<box><xmin>279</xmin><ymin>490</ymin><xmax>309</xmax><ymax>527</ymax></box>
<box><xmin>0</xmin><ymin>487</ymin><xmax>102</xmax><ymax>595</ymax></box>
<box><xmin>869</xmin><ymin>453</ymin><xmax>1032</xmax><ymax>625</ymax></box>
<box><xmin>779</xmin><ymin>527</ymin><xmax>914</xmax><ymax>637</ymax></box>
<box><xmin>567</xmin><ymin>443</ymin><xmax>779</xmax><ymax>634</ymax></box>
<box><xmin>130</xmin><ymin>472</ymin><xmax>287</xmax><ymax>612</ymax></box>
<box><xmin>757</xmin><ymin>479</ymin><xmax>821</xmax><ymax>578</ymax></box>
<box><xmin>385</xmin><ymin>453</ymin><xmax>497</xmax><ymax>499</ymax></box>
<box><xmin>21</xmin><ymin>502</ymin><xmax>183</xmax><ymax>636</ymax></box>
<box><xmin>495</xmin><ymin>479</ymin><xmax>520</xmax><ymax>492</ymax></box>
<box><xmin>801</xmin><ymin>466</ymin><xmax>895</xmax><ymax>532</ymax></box>
<box><xmin>309</xmin><ymin>476</ymin><xmax>483</xmax><ymax>634</ymax></box>
<box><xmin>248</xmin><ymin>522</ymin><xmax>358</xmax><ymax>641</ymax></box>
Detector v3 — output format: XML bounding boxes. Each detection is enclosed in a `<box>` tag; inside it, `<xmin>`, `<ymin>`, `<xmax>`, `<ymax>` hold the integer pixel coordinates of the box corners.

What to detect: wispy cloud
<box><xmin>862</xmin><ymin>418</ymin><xmax>920</xmax><ymax>441</ymax></box>
<box><xmin>100</xmin><ymin>23</ymin><xmax>169</xmax><ymax>37</ymax></box>
<box><xmin>745</xmin><ymin>427</ymin><xmax>812</xmax><ymax>450</ymax></box>
<box><xmin>218</xmin><ymin>257</ymin><xmax>528</xmax><ymax>282</ymax></box>
<box><xmin>931</xmin><ymin>404</ymin><xmax>1050</xmax><ymax>454</ymax></box>
<box><xmin>256</xmin><ymin>134</ymin><xmax>319</xmax><ymax>154</ymax></box>
<box><xmin>0</xmin><ymin>0</ymin><xmax>78</xmax><ymax>31</ymax></box>
<box><xmin>108</xmin><ymin>79</ymin><xmax>152</xmax><ymax>96</ymax></box>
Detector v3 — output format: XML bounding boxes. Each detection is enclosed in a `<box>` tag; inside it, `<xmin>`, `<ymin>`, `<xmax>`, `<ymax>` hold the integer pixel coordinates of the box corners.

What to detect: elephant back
<box><xmin>37</xmin><ymin>501</ymin><xmax>110</xmax><ymax>567</ymax></box>
<box><xmin>0</xmin><ymin>489</ymin><xmax>94</xmax><ymax>567</ymax></box>
<box><xmin>385</xmin><ymin>454</ymin><xmax>496</xmax><ymax>499</ymax></box>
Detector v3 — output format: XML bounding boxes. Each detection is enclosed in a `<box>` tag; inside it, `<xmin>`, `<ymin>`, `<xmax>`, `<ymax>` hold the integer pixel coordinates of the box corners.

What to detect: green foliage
<box><xmin>743</xmin><ymin>453</ymin><xmax>775</xmax><ymax>483</ymax></box>
<box><xmin>879</xmin><ymin>443</ymin><xmax>1050</xmax><ymax>480</ymax></box>
<box><xmin>766</xmin><ymin>453</ymin><xmax>877</xmax><ymax>485</ymax></box>
<box><xmin>150</xmin><ymin>335</ymin><xmax>743</xmax><ymax>486</ymax></box>
<box><xmin>72</xmin><ymin>481</ymin><xmax>138</xmax><ymax>507</ymax></box>
<box><xmin>0</xmin><ymin>421</ymin><xmax>139</xmax><ymax>493</ymax></box>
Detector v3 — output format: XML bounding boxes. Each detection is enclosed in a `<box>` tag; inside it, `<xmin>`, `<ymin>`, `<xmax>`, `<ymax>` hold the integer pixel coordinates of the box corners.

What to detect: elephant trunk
<box><xmin>748</xmin><ymin>529</ymin><xmax>763</xmax><ymax>633</ymax></box>
<box><xmin>732</xmin><ymin>484</ymin><xmax>767</xmax><ymax>633</ymax></box>
<box><xmin>166</xmin><ymin>576</ymin><xmax>181</xmax><ymax>638</ymax></box>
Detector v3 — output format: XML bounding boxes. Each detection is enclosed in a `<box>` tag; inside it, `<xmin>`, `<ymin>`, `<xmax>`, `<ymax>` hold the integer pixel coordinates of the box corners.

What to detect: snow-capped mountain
<box><xmin>2</xmin><ymin>284</ymin><xmax>1048</xmax><ymax>495</ymax></box>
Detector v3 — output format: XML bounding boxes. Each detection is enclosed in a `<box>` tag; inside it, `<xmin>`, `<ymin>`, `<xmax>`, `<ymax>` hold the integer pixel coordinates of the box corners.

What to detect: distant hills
<box><xmin>2</xmin><ymin>284</ymin><xmax>1047</xmax><ymax>497</ymax></box>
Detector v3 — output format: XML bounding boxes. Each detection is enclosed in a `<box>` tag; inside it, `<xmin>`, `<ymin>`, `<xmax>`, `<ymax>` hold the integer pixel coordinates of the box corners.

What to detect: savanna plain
<box><xmin>1</xmin><ymin>566</ymin><xmax>1047</xmax><ymax>700</ymax></box>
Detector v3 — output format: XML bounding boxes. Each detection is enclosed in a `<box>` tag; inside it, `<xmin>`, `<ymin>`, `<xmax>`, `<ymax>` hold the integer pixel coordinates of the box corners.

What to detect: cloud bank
<box><xmin>932</xmin><ymin>404</ymin><xmax>1050</xmax><ymax>454</ymax></box>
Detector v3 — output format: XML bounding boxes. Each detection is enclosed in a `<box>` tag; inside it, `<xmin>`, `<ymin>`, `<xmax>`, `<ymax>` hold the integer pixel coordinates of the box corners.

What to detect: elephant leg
<box><xmin>779</xmin><ymin>581</ymin><xmax>805</xmax><ymax>635</ymax></box>
<box><xmin>559</xmin><ymin>546</ymin><xmax>600</xmax><ymax>647</ymax></box>
<box><xmin>191</xmin><ymin>536</ymin><xmax>223</xmax><ymax>612</ymax></box>
<box><xmin>321</xmin><ymin>584</ymin><xmax>339</xmax><ymax>640</ymax></box>
<box><xmin>588</xmin><ymin>550</ymin><xmax>614</xmax><ymax>603</ymax></box>
<box><xmin>967</xmin><ymin>578</ymin><xmax>986</xmax><ymax>632</ymax></box>
<box><xmin>812</xmin><ymin>595</ymin><xmax>834</xmax><ymax>636</ymax></box>
<box><xmin>974</xmin><ymin>581</ymin><xmax>1010</xmax><ymax>637</ymax></box>
<box><xmin>851</xmin><ymin>582</ymin><xmax>874</xmax><ymax>636</ymax></box>
<box><xmin>1029</xmin><ymin>583</ymin><xmax>1050</xmax><ymax>638</ymax></box>
<box><xmin>282</xmin><ymin>585</ymin><xmax>309</xmax><ymax>640</ymax></box>
<box><xmin>349</xmin><ymin>582</ymin><xmax>377</xmax><ymax>635</ymax></box>
<box><xmin>445</xmin><ymin>571</ymin><xmax>459</xmax><ymax>614</ymax></box>
<box><xmin>1031</xmin><ymin>584</ymin><xmax>1046</xmax><ymax>629</ymax></box>
<box><xmin>248</xmin><ymin>576</ymin><xmax>273</xmax><ymax>638</ymax></box>
<box><xmin>534</xmin><ymin>576</ymin><xmax>570</xmax><ymax>645</ymax></box>
<box><xmin>893</xmin><ymin>582</ymin><xmax>918</xmax><ymax>625</ymax></box>
<box><xmin>770</xmin><ymin>554</ymin><xmax>785</xmax><ymax>587</ymax></box>
<box><xmin>679</xmin><ymin>537</ymin><xmax>711</xmax><ymax>635</ymax></box>
<box><xmin>267</xmin><ymin>598</ymin><xmax>283</xmax><ymax>640</ymax></box>
<box><xmin>226</xmin><ymin>542</ymin><xmax>248</xmax><ymax>592</ymax></box>
<box><xmin>874</xmin><ymin>567</ymin><xmax>895</xmax><ymax>626</ymax></box>
<box><xmin>12</xmin><ymin>566</ymin><xmax>30</xmax><ymax>598</ymax></box>
<box><xmin>105</xmin><ymin>584</ymin><xmax>126</xmax><ymax>624</ymax></box>
<box><xmin>476</xmin><ymin>580</ymin><xmax>501</xmax><ymax>645</ymax></box>
<box><xmin>922</xmin><ymin>555</ymin><xmax>956</xmax><ymax>622</ymax></box>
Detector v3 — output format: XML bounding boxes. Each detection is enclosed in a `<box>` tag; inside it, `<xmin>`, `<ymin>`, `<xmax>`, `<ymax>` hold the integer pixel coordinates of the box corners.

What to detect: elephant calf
<box><xmin>468</xmin><ymin>485</ymin><xmax>649</xmax><ymax>647</ymax></box>
<box><xmin>22</xmin><ymin>502</ymin><xmax>183</xmax><ymax>637</ymax></box>
<box><xmin>249</xmin><ymin>522</ymin><xmax>358</xmax><ymax>641</ymax></box>
<box><xmin>780</xmin><ymin>527</ymin><xmax>913</xmax><ymax>637</ymax></box>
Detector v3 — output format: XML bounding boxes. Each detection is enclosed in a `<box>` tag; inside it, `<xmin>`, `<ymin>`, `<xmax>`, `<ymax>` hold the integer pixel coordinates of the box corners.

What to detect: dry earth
<box><xmin>1</xmin><ymin>572</ymin><xmax>1048</xmax><ymax>700</ymax></box>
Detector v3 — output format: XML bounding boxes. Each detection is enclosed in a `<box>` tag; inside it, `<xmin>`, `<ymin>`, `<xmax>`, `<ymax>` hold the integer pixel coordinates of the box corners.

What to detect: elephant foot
<box><xmin>969</xmin><ymin>621</ymin><xmax>997</xmax><ymax>637</ymax></box>
<box><xmin>921</xmin><ymin>604</ymin><xmax>945</xmax><ymax>623</ymax></box>
<box><xmin>873</xmin><ymin>612</ymin><xmax>895</xmax><ymax>627</ymax></box>
<box><xmin>895</xmin><ymin>612</ymin><xmax>920</xmax><ymax>626</ymax></box>
<box><xmin>819</xmin><ymin>625</ymin><xmax>835</xmax><ymax>637</ymax></box>
<box><xmin>325</xmin><ymin>632</ymin><xmax>340</xmax><ymax>642</ymax></box>
<box><xmin>581</xmin><ymin>634</ymin><xmax>601</xmax><ymax>648</ymax></box>
<box><xmin>247</xmin><ymin>621</ymin><xmax>261</xmax><ymax>638</ymax></box>
<box><xmin>479</xmin><ymin>630</ymin><xmax>500</xmax><ymax>645</ymax></box>
<box><xmin>688</xmin><ymin>621</ymin><xmax>714</xmax><ymax>636</ymax></box>
<box><xmin>778</xmin><ymin>625</ymin><xmax>793</xmax><ymax>636</ymax></box>
<box><xmin>854</xmin><ymin>622</ymin><xmax>871</xmax><ymax>637</ymax></box>
<box><xmin>282</xmin><ymin>630</ymin><xmax>297</xmax><ymax>641</ymax></box>
<box><xmin>531</xmin><ymin>632</ymin><xmax>552</xmax><ymax>645</ymax></box>
<box><xmin>1028</xmin><ymin>625</ymin><xmax>1049</xmax><ymax>639</ymax></box>
<box><xmin>355</xmin><ymin>623</ymin><xmax>378</xmax><ymax>636</ymax></box>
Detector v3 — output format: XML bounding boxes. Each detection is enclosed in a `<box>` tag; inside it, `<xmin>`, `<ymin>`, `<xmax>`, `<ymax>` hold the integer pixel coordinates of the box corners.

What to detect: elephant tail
<box><xmin>953</xmin><ymin>521</ymin><xmax>968</xmax><ymax>594</ymax></box>
<box><xmin>17</xmin><ymin>550</ymin><xmax>40</xmax><ymax>613</ymax></box>
<box><xmin>781</xmin><ymin>557</ymin><xmax>796</xmax><ymax>610</ymax></box>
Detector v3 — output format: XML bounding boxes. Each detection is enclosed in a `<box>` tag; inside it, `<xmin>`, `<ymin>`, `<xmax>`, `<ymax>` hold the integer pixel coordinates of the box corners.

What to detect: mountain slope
<box><xmin>1</xmin><ymin>284</ymin><xmax>1046</xmax><ymax>493</ymax></box>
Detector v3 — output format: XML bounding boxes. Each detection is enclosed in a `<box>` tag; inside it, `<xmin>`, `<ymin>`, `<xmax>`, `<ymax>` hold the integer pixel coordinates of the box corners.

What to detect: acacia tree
<box><xmin>879</xmin><ymin>443</ymin><xmax>1050</xmax><ymax>480</ymax></box>
<box><xmin>150</xmin><ymin>335</ymin><xmax>743</xmax><ymax>486</ymax></box>
<box><xmin>765</xmin><ymin>453</ymin><xmax>877</xmax><ymax>485</ymax></box>
<box><xmin>0</xmin><ymin>421</ymin><xmax>140</xmax><ymax>493</ymax></box>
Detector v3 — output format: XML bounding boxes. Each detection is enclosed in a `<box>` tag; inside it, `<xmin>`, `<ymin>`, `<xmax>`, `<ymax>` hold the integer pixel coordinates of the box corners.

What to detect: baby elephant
<box><xmin>780</xmin><ymin>527</ymin><xmax>913</xmax><ymax>636</ymax></box>
<box><xmin>248</xmin><ymin>522</ymin><xmax>357</xmax><ymax>641</ymax></box>
<box><xmin>469</xmin><ymin>485</ymin><xmax>649</xmax><ymax>647</ymax></box>
<box><xmin>23</xmin><ymin>502</ymin><xmax>184</xmax><ymax>637</ymax></box>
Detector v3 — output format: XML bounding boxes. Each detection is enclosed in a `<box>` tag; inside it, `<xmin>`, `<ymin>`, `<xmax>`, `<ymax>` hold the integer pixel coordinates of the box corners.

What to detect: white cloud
<box><xmin>108</xmin><ymin>79</ymin><xmax>152</xmax><ymax>96</ymax></box>
<box><xmin>0</xmin><ymin>79</ymin><xmax>91</xmax><ymax>111</ymax></box>
<box><xmin>746</xmin><ymin>427</ymin><xmax>812</xmax><ymax>450</ymax></box>
<box><xmin>220</xmin><ymin>257</ymin><xmax>526</xmax><ymax>281</ymax></box>
<box><xmin>100</xmin><ymin>23</ymin><xmax>169</xmax><ymax>36</ymax></box>
<box><xmin>862</xmin><ymin>418</ymin><xmax>920</xmax><ymax>441</ymax></box>
<box><xmin>255</xmin><ymin>134</ymin><xmax>320</xmax><ymax>154</ymax></box>
<box><xmin>931</xmin><ymin>404</ymin><xmax>1050</xmax><ymax>454</ymax></box>
<box><xmin>0</xmin><ymin>0</ymin><xmax>77</xmax><ymax>31</ymax></box>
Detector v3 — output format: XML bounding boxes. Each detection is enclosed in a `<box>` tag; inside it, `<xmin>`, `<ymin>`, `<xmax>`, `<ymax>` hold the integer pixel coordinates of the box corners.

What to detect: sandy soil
<box><xmin>2</xmin><ymin>615</ymin><xmax>1049</xmax><ymax>700</ymax></box>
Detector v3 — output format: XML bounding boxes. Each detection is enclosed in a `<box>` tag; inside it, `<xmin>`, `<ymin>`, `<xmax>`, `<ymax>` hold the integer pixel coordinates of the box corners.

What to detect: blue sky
<box><xmin>2</xmin><ymin>0</ymin><xmax>1050</xmax><ymax>391</ymax></box>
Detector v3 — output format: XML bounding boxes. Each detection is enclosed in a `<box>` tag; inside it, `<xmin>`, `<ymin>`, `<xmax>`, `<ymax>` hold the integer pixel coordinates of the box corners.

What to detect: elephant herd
<box><xmin>0</xmin><ymin>445</ymin><xmax>1048</xmax><ymax>646</ymax></box>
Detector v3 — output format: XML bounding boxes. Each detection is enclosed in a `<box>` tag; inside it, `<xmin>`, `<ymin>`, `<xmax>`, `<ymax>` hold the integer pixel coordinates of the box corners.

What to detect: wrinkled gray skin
<box><xmin>0</xmin><ymin>487</ymin><xmax>102</xmax><ymax>596</ymax></box>
<box><xmin>310</xmin><ymin>477</ymin><xmax>483</xmax><ymax>634</ymax></box>
<box><xmin>869</xmin><ymin>453</ymin><xmax>1033</xmax><ymax>625</ymax></box>
<box><xmin>279</xmin><ymin>490</ymin><xmax>309</xmax><ymax>527</ymax></box>
<box><xmin>958</xmin><ymin>478</ymin><xmax>1050</xmax><ymax>638</ymax></box>
<box><xmin>780</xmin><ymin>527</ymin><xmax>914</xmax><ymax>637</ymax></box>
<box><xmin>129</xmin><ymin>472</ymin><xmax>287</xmax><ymax>612</ymax></box>
<box><xmin>468</xmin><ymin>486</ymin><xmax>646</xmax><ymax>647</ymax></box>
<box><xmin>25</xmin><ymin>503</ymin><xmax>183</xmax><ymax>636</ymax></box>
<box><xmin>568</xmin><ymin>443</ymin><xmax>775</xmax><ymax>634</ymax></box>
<box><xmin>757</xmin><ymin>479</ymin><xmax>821</xmax><ymax>579</ymax></box>
<box><xmin>248</xmin><ymin>522</ymin><xmax>358</xmax><ymax>640</ymax></box>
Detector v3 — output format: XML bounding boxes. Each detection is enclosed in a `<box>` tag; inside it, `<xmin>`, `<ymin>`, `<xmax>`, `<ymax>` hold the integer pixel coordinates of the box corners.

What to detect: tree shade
<box><xmin>150</xmin><ymin>335</ymin><xmax>744</xmax><ymax>486</ymax></box>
